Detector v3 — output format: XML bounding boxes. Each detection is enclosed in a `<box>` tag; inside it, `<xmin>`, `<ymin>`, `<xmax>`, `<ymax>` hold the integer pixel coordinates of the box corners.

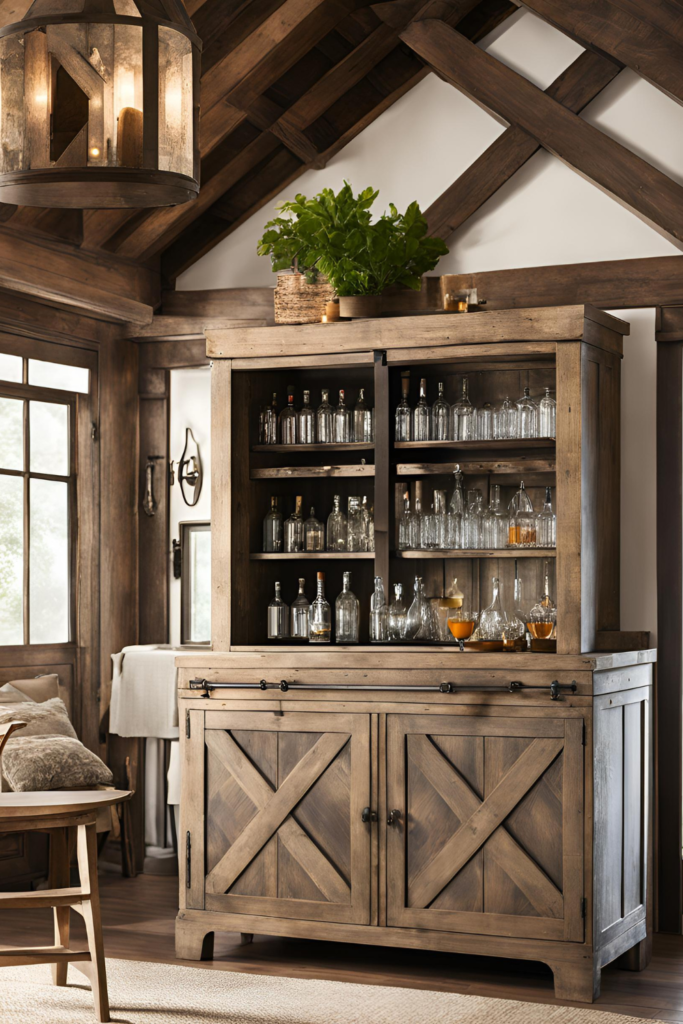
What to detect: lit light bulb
<box><xmin>34</xmin><ymin>92</ymin><xmax>47</xmax><ymax>105</ymax></box>
<box><xmin>89</xmin><ymin>146</ymin><xmax>100</xmax><ymax>158</ymax></box>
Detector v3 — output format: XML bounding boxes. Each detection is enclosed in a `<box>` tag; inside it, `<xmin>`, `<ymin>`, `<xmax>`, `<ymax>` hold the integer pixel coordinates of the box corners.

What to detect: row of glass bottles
<box><xmin>395</xmin><ymin>375</ymin><xmax>556</xmax><ymax>442</ymax></box>
<box><xmin>263</xmin><ymin>494</ymin><xmax>375</xmax><ymax>552</ymax></box>
<box><xmin>398</xmin><ymin>469</ymin><xmax>556</xmax><ymax>551</ymax></box>
<box><xmin>259</xmin><ymin>387</ymin><xmax>374</xmax><ymax>445</ymax></box>
<box><xmin>267</xmin><ymin>571</ymin><xmax>374</xmax><ymax>644</ymax></box>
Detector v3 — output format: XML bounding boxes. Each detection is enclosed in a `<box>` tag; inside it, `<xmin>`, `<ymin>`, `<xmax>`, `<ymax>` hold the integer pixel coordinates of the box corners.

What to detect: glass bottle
<box><xmin>334</xmin><ymin>389</ymin><xmax>352</xmax><ymax>443</ymax></box>
<box><xmin>387</xmin><ymin>583</ymin><xmax>407</xmax><ymax>641</ymax></box>
<box><xmin>327</xmin><ymin>494</ymin><xmax>347</xmax><ymax>551</ymax></box>
<box><xmin>516</xmin><ymin>386</ymin><xmax>538</xmax><ymax>438</ymax></box>
<box><xmin>317</xmin><ymin>389</ymin><xmax>334</xmax><ymax>443</ymax></box>
<box><xmin>395</xmin><ymin>373</ymin><xmax>412</xmax><ymax>441</ymax></box>
<box><xmin>433</xmin><ymin>489</ymin><xmax>448</xmax><ymax>549</ymax></box>
<box><xmin>304</xmin><ymin>506</ymin><xmax>325</xmax><ymax>552</ymax></box>
<box><xmin>298</xmin><ymin>389</ymin><xmax>315</xmax><ymax>444</ymax></box>
<box><xmin>267</xmin><ymin>582</ymin><xmax>289</xmax><ymax>639</ymax></box>
<box><xmin>475</xmin><ymin>576</ymin><xmax>508</xmax><ymax>641</ymax></box>
<box><xmin>259</xmin><ymin>392</ymin><xmax>278</xmax><ymax>445</ymax></box>
<box><xmin>353</xmin><ymin>388</ymin><xmax>373</xmax><ymax>443</ymax></box>
<box><xmin>476</xmin><ymin>402</ymin><xmax>494</xmax><ymax>441</ymax></box>
<box><xmin>279</xmin><ymin>384</ymin><xmax>297</xmax><ymax>444</ymax></box>
<box><xmin>528</xmin><ymin>562</ymin><xmax>557</xmax><ymax>640</ymax></box>
<box><xmin>481</xmin><ymin>484</ymin><xmax>508</xmax><ymax>550</ymax></box>
<box><xmin>336</xmin><ymin>571</ymin><xmax>359</xmax><ymax>644</ymax></box>
<box><xmin>362</xmin><ymin>495</ymin><xmax>375</xmax><ymax>552</ymax></box>
<box><xmin>309</xmin><ymin>571</ymin><xmax>331</xmax><ymax>643</ymax></box>
<box><xmin>539</xmin><ymin>387</ymin><xmax>556</xmax><ymax>438</ymax></box>
<box><xmin>263</xmin><ymin>495</ymin><xmax>283</xmax><ymax>553</ymax></box>
<box><xmin>370</xmin><ymin>575</ymin><xmax>388</xmax><ymax>642</ymax></box>
<box><xmin>466</xmin><ymin>489</ymin><xmax>485</xmax><ymax>549</ymax></box>
<box><xmin>450</xmin><ymin>376</ymin><xmax>475</xmax><ymax>441</ymax></box>
<box><xmin>437</xmin><ymin>578</ymin><xmax>464</xmax><ymax>642</ymax></box>
<box><xmin>404</xmin><ymin>576</ymin><xmax>433</xmax><ymax>640</ymax></box>
<box><xmin>414</xmin><ymin>495</ymin><xmax>424</xmax><ymax>550</ymax></box>
<box><xmin>537</xmin><ymin>486</ymin><xmax>556</xmax><ymax>548</ymax></box>
<box><xmin>284</xmin><ymin>495</ymin><xmax>304</xmax><ymax>552</ymax></box>
<box><xmin>495</xmin><ymin>396</ymin><xmax>515</xmax><ymax>439</ymax></box>
<box><xmin>510</xmin><ymin>560</ymin><xmax>529</xmax><ymax>644</ymax></box>
<box><xmin>290</xmin><ymin>578</ymin><xmax>310</xmax><ymax>639</ymax></box>
<box><xmin>508</xmin><ymin>480</ymin><xmax>536</xmax><ymax>549</ymax></box>
<box><xmin>398</xmin><ymin>495</ymin><xmax>412</xmax><ymax>551</ymax></box>
<box><xmin>431</xmin><ymin>382</ymin><xmax>450</xmax><ymax>441</ymax></box>
<box><xmin>413</xmin><ymin>378</ymin><xmax>430</xmax><ymax>442</ymax></box>
<box><xmin>447</xmin><ymin>464</ymin><xmax>465</xmax><ymax>549</ymax></box>
<box><xmin>347</xmin><ymin>496</ymin><xmax>366</xmax><ymax>552</ymax></box>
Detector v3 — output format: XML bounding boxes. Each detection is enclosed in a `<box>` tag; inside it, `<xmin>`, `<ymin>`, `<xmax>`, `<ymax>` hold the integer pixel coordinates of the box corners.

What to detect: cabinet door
<box><xmin>198</xmin><ymin>710</ymin><xmax>371</xmax><ymax>925</ymax></box>
<box><xmin>386</xmin><ymin>713</ymin><xmax>584</xmax><ymax>941</ymax></box>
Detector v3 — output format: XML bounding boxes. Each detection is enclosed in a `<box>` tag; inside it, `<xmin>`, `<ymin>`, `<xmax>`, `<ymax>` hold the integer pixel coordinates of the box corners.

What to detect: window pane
<box><xmin>188</xmin><ymin>527</ymin><xmax>210</xmax><ymax>643</ymax></box>
<box><xmin>0</xmin><ymin>353</ymin><xmax>22</xmax><ymax>383</ymax></box>
<box><xmin>0</xmin><ymin>396</ymin><xmax>24</xmax><ymax>471</ymax></box>
<box><xmin>29</xmin><ymin>478</ymin><xmax>69</xmax><ymax>644</ymax></box>
<box><xmin>30</xmin><ymin>402</ymin><xmax>69</xmax><ymax>476</ymax></box>
<box><xmin>28</xmin><ymin>359</ymin><xmax>89</xmax><ymax>394</ymax></box>
<box><xmin>0</xmin><ymin>474</ymin><xmax>24</xmax><ymax>645</ymax></box>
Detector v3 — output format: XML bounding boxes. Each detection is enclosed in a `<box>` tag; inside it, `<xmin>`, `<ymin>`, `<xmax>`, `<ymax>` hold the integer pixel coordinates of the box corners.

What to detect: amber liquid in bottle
<box><xmin>448</xmin><ymin>620</ymin><xmax>475</xmax><ymax>640</ymax></box>
<box><xmin>527</xmin><ymin>621</ymin><xmax>554</xmax><ymax>639</ymax></box>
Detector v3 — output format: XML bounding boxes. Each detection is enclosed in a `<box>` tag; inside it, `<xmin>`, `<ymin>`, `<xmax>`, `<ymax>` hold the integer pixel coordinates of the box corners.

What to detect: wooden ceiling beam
<box><xmin>400</xmin><ymin>18</ymin><xmax>683</xmax><ymax>243</ymax></box>
<box><xmin>161</xmin><ymin>287</ymin><xmax>274</xmax><ymax>319</ymax></box>
<box><xmin>519</xmin><ymin>0</ymin><xmax>683</xmax><ymax>107</ymax></box>
<box><xmin>425</xmin><ymin>48</ymin><xmax>623</xmax><ymax>238</ymax></box>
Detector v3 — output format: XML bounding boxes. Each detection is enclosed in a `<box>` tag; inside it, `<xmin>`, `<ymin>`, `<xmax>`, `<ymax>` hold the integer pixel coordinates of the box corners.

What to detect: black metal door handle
<box><xmin>387</xmin><ymin>809</ymin><xmax>402</xmax><ymax>826</ymax></box>
<box><xmin>361</xmin><ymin>807</ymin><xmax>377</xmax><ymax>823</ymax></box>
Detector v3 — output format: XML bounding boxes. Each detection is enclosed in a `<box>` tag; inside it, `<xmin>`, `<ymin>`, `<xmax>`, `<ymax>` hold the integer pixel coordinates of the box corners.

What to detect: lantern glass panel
<box><xmin>158</xmin><ymin>25</ymin><xmax>193</xmax><ymax>178</ymax></box>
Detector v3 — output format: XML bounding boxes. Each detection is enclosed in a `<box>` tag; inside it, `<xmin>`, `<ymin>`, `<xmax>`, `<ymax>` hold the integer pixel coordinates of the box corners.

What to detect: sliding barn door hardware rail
<box><xmin>188</xmin><ymin>678</ymin><xmax>577</xmax><ymax>699</ymax></box>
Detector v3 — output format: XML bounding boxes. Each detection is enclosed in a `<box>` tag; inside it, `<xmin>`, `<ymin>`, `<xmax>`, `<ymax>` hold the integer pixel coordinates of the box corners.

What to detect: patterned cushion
<box><xmin>2</xmin><ymin>736</ymin><xmax>113</xmax><ymax>792</ymax></box>
<box><xmin>0</xmin><ymin>698</ymin><xmax>76</xmax><ymax>740</ymax></box>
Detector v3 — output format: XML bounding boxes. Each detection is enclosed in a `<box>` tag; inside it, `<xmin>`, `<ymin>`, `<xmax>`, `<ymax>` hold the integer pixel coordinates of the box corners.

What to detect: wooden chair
<box><xmin>0</xmin><ymin>720</ymin><xmax>131</xmax><ymax>1023</ymax></box>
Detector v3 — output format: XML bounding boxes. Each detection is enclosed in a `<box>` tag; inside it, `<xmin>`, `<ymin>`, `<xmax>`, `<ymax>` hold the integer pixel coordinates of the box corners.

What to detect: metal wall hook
<box><xmin>178</xmin><ymin>428</ymin><xmax>203</xmax><ymax>507</ymax></box>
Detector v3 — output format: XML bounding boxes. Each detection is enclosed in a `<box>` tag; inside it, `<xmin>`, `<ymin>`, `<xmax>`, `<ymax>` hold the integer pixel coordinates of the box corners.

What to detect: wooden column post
<box><xmin>656</xmin><ymin>306</ymin><xmax>683</xmax><ymax>932</ymax></box>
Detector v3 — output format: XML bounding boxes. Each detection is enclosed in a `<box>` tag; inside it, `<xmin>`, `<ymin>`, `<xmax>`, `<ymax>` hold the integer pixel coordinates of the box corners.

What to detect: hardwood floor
<box><xmin>2</xmin><ymin>872</ymin><xmax>683</xmax><ymax>1020</ymax></box>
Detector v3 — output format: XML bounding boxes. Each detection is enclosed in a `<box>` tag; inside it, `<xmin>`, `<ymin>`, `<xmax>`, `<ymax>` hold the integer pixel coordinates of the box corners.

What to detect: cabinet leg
<box><xmin>240</xmin><ymin>933</ymin><xmax>254</xmax><ymax>946</ymax></box>
<box><xmin>616</xmin><ymin>935</ymin><xmax>652</xmax><ymax>972</ymax></box>
<box><xmin>176</xmin><ymin>917</ymin><xmax>215</xmax><ymax>961</ymax></box>
<box><xmin>548</xmin><ymin>960</ymin><xmax>600</xmax><ymax>1002</ymax></box>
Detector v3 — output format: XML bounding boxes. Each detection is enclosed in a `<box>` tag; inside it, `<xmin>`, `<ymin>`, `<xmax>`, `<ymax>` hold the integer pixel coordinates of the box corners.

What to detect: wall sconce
<box><xmin>143</xmin><ymin>455</ymin><xmax>163</xmax><ymax>517</ymax></box>
<box><xmin>178</xmin><ymin>428</ymin><xmax>203</xmax><ymax>507</ymax></box>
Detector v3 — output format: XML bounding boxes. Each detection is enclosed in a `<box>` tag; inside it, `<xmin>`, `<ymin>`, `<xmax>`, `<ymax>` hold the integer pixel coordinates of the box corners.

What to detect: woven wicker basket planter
<box><xmin>274</xmin><ymin>272</ymin><xmax>336</xmax><ymax>324</ymax></box>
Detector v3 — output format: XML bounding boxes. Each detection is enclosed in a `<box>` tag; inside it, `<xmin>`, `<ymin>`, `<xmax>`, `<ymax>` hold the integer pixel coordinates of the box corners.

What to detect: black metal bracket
<box><xmin>549</xmin><ymin>680</ymin><xmax>578</xmax><ymax>701</ymax></box>
<box><xmin>361</xmin><ymin>807</ymin><xmax>378</xmax><ymax>823</ymax></box>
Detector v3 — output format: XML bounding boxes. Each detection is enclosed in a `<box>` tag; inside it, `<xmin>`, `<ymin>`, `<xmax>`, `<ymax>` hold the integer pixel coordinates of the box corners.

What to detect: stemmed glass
<box><xmin>447</xmin><ymin>607</ymin><xmax>477</xmax><ymax>651</ymax></box>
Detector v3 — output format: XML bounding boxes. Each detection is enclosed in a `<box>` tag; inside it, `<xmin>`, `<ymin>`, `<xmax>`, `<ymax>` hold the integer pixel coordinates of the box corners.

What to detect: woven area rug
<box><xmin>0</xmin><ymin>959</ymin><xmax>662</xmax><ymax>1024</ymax></box>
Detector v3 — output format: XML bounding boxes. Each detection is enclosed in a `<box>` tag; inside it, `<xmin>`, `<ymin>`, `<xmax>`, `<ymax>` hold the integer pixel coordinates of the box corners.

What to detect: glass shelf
<box><xmin>393</xmin><ymin>439</ymin><xmax>555</xmax><ymax>450</ymax></box>
<box><xmin>253</xmin><ymin>442</ymin><xmax>374</xmax><ymax>453</ymax></box>
<box><xmin>251</xmin><ymin>552</ymin><xmax>376</xmax><ymax>560</ymax></box>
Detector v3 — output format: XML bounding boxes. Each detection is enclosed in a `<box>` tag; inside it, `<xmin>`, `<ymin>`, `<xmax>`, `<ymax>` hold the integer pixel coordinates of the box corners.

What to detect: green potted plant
<box><xmin>257</xmin><ymin>183</ymin><xmax>449</xmax><ymax>320</ymax></box>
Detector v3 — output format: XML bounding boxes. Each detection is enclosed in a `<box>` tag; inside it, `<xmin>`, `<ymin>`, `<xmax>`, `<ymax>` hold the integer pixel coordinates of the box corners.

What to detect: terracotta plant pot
<box><xmin>274</xmin><ymin>272</ymin><xmax>336</xmax><ymax>325</ymax></box>
<box><xmin>338</xmin><ymin>294</ymin><xmax>382</xmax><ymax>319</ymax></box>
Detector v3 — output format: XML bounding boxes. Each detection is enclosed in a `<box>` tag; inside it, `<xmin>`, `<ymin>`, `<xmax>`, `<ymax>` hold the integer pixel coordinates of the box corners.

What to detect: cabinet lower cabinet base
<box><xmin>175</xmin><ymin>911</ymin><xmax>650</xmax><ymax>1003</ymax></box>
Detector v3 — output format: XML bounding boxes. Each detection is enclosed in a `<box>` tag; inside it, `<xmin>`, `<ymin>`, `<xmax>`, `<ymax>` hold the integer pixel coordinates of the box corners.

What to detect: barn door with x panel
<box><xmin>386</xmin><ymin>713</ymin><xmax>585</xmax><ymax>941</ymax></box>
<box><xmin>192</xmin><ymin>710</ymin><xmax>371</xmax><ymax>925</ymax></box>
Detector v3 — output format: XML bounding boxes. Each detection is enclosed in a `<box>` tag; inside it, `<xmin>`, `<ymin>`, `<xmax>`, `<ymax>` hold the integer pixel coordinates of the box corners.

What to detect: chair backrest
<box><xmin>0</xmin><ymin>722</ymin><xmax>27</xmax><ymax>793</ymax></box>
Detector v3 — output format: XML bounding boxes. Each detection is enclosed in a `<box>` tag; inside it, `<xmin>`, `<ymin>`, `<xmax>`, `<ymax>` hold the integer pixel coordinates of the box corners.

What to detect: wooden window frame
<box><xmin>180</xmin><ymin>520</ymin><xmax>211</xmax><ymax>647</ymax></box>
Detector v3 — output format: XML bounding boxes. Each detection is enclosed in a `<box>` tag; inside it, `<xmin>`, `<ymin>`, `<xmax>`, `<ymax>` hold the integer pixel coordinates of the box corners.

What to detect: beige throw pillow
<box><xmin>0</xmin><ymin>698</ymin><xmax>76</xmax><ymax>740</ymax></box>
<box><xmin>2</xmin><ymin>736</ymin><xmax>113</xmax><ymax>792</ymax></box>
<box><xmin>0</xmin><ymin>675</ymin><xmax>61</xmax><ymax>704</ymax></box>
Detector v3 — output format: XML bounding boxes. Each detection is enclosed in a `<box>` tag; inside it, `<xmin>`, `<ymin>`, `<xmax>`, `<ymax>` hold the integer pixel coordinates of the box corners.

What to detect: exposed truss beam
<box><xmin>425</xmin><ymin>48</ymin><xmax>622</xmax><ymax>238</ymax></box>
<box><xmin>401</xmin><ymin>18</ymin><xmax>683</xmax><ymax>244</ymax></box>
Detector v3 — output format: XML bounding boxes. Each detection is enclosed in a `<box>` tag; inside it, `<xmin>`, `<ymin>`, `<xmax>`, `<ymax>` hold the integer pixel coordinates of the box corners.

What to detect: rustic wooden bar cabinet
<box><xmin>175</xmin><ymin>304</ymin><xmax>654</xmax><ymax>1003</ymax></box>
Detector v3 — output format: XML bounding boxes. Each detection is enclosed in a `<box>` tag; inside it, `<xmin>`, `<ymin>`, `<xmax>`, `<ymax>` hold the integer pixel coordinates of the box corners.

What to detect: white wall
<box><xmin>169</xmin><ymin>366</ymin><xmax>211</xmax><ymax>647</ymax></box>
<box><xmin>171</xmin><ymin>8</ymin><xmax>682</xmax><ymax>644</ymax></box>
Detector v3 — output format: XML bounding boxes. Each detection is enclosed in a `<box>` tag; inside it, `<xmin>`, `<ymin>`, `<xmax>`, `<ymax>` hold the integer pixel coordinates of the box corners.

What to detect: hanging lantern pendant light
<box><xmin>0</xmin><ymin>0</ymin><xmax>201</xmax><ymax>208</ymax></box>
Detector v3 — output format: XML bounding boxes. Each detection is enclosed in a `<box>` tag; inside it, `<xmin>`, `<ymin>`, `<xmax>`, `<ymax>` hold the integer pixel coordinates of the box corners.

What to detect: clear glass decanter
<box><xmin>539</xmin><ymin>387</ymin><xmax>556</xmax><ymax>438</ymax></box>
<box><xmin>388</xmin><ymin>583</ymin><xmax>407</xmax><ymax>641</ymax></box>
<box><xmin>353</xmin><ymin>388</ymin><xmax>373</xmax><ymax>443</ymax></box>
<box><xmin>309</xmin><ymin>571</ymin><xmax>331</xmax><ymax>643</ymax></box>
<box><xmin>327</xmin><ymin>494</ymin><xmax>347</xmax><ymax>551</ymax></box>
<box><xmin>317</xmin><ymin>389</ymin><xmax>334</xmax><ymax>443</ymax></box>
<box><xmin>263</xmin><ymin>495</ymin><xmax>283</xmax><ymax>552</ymax></box>
<box><xmin>290</xmin><ymin>578</ymin><xmax>310</xmax><ymax>638</ymax></box>
<box><xmin>481</xmin><ymin>484</ymin><xmax>508</xmax><ymax>549</ymax></box>
<box><xmin>474</xmin><ymin>576</ymin><xmax>509</xmax><ymax>641</ymax></box>
<box><xmin>476</xmin><ymin>402</ymin><xmax>494</xmax><ymax>441</ymax></box>
<box><xmin>466</xmin><ymin>489</ymin><xmax>485</xmax><ymax>549</ymax></box>
<box><xmin>450</xmin><ymin>376</ymin><xmax>475</xmax><ymax>441</ymax></box>
<box><xmin>447</xmin><ymin>465</ymin><xmax>465</xmax><ymax>549</ymax></box>
<box><xmin>528</xmin><ymin>562</ymin><xmax>557</xmax><ymax>640</ymax></box>
<box><xmin>537</xmin><ymin>485</ymin><xmax>556</xmax><ymax>548</ymax></box>
<box><xmin>347</xmin><ymin>496</ymin><xmax>366</xmax><ymax>552</ymax></box>
<box><xmin>404</xmin><ymin>577</ymin><xmax>434</xmax><ymax>640</ymax></box>
<box><xmin>413</xmin><ymin>378</ymin><xmax>430</xmax><ymax>441</ymax></box>
<box><xmin>494</xmin><ymin>396</ymin><xmax>515</xmax><ymax>439</ymax></box>
<box><xmin>304</xmin><ymin>506</ymin><xmax>325</xmax><ymax>551</ymax></box>
<box><xmin>398</xmin><ymin>495</ymin><xmax>413</xmax><ymax>551</ymax></box>
<box><xmin>279</xmin><ymin>385</ymin><xmax>297</xmax><ymax>444</ymax></box>
<box><xmin>297</xmin><ymin>389</ymin><xmax>315</xmax><ymax>444</ymax></box>
<box><xmin>284</xmin><ymin>495</ymin><xmax>304</xmax><ymax>552</ymax></box>
<box><xmin>508</xmin><ymin>480</ymin><xmax>536</xmax><ymax>548</ymax></box>
<box><xmin>395</xmin><ymin>373</ymin><xmax>412</xmax><ymax>441</ymax></box>
<box><xmin>431</xmin><ymin>382</ymin><xmax>450</xmax><ymax>440</ymax></box>
<box><xmin>267</xmin><ymin>581</ymin><xmax>289</xmax><ymax>639</ymax></box>
<box><xmin>335</xmin><ymin>571</ymin><xmax>359</xmax><ymax>644</ymax></box>
<box><xmin>370</xmin><ymin>575</ymin><xmax>388</xmax><ymax>642</ymax></box>
<box><xmin>334</xmin><ymin>389</ymin><xmax>352</xmax><ymax>443</ymax></box>
<box><xmin>516</xmin><ymin>386</ymin><xmax>538</xmax><ymax>438</ymax></box>
<box><xmin>413</xmin><ymin>496</ymin><xmax>424</xmax><ymax>550</ymax></box>
<box><xmin>508</xmin><ymin>560</ymin><xmax>529</xmax><ymax>643</ymax></box>
<box><xmin>259</xmin><ymin>392</ymin><xmax>278</xmax><ymax>444</ymax></box>
<box><xmin>433</xmin><ymin>489</ymin><xmax>448</xmax><ymax>549</ymax></box>
<box><xmin>437</xmin><ymin>577</ymin><xmax>464</xmax><ymax>642</ymax></box>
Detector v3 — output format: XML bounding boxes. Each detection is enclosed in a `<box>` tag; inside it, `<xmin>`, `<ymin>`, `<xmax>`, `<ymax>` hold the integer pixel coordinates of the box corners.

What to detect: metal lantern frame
<box><xmin>0</xmin><ymin>0</ymin><xmax>201</xmax><ymax>208</ymax></box>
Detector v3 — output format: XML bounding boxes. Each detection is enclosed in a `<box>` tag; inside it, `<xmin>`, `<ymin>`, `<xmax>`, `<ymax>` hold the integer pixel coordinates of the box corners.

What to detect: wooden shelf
<box><xmin>251</xmin><ymin>464</ymin><xmax>375</xmax><ymax>479</ymax></box>
<box><xmin>251</xmin><ymin>552</ymin><xmax>375</xmax><ymax>560</ymax></box>
<box><xmin>397</xmin><ymin>460</ymin><xmax>555</xmax><ymax>476</ymax></box>
<box><xmin>394</xmin><ymin>438</ymin><xmax>555</xmax><ymax>450</ymax></box>
<box><xmin>252</xmin><ymin>442</ymin><xmax>374</xmax><ymax>453</ymax></box>
<box><xmin>394</xmin><ymin>549</ymin><xmax>557</xmax><ymax>559</ymax></box>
